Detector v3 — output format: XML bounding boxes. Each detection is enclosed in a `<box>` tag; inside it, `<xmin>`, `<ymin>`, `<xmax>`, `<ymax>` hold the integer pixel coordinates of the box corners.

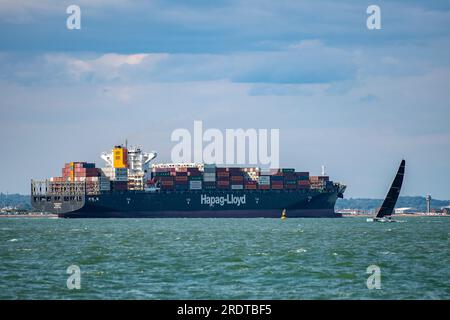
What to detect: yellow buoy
<box><xmin>281</xmin><ymin>209</ymin><xmax>286</xmax><ymax>220</ymax></box>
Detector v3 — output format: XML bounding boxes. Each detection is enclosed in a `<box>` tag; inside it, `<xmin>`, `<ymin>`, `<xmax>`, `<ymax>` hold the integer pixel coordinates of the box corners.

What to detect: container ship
<box><xmin>31</xmin><ymin>145</ymin><xmax>346</xmax><ymax>218</ymax></box>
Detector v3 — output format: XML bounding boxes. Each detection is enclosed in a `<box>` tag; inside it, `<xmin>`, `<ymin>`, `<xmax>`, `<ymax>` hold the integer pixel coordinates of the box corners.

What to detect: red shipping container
<box><xmin>217</xmin><ymin>172</ymin><xmax>230</xmax><ymax>178</ymax></box>
<box><xmin>231</xmin><ymin>176</ymin><xmax>244</xmax><ymax>182</ymax></box>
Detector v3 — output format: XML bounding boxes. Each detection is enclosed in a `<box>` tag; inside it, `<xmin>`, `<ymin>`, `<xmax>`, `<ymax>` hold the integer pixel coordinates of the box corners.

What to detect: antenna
<box><xmin>125</xmin><ymin>139</ymin><xmax>128</xmax><ymax>149</ymax></box>
<box><xmin>321</xmin><ymin>165</ymin><xmax>326</xmax><ymax>176</ymax></box>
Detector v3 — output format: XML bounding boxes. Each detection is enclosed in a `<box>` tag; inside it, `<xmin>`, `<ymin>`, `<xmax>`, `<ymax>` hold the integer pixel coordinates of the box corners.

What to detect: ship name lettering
<box><xmin>201</xmin><ymin>194</ymin><xmax>246</xmax><ymax>207</ymax></box>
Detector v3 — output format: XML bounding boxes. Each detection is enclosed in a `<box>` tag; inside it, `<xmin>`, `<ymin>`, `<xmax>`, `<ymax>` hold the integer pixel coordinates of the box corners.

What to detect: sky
<box><xmin>0</xmin><ymin>0</ymin><xmax>449</xmax><ymax>198</ymax></box>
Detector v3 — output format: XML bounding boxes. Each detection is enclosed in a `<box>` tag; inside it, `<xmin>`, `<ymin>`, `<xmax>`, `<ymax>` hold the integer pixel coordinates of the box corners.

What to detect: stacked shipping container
<box><xmin>216</xmin><ymin>167</ymin><xmax>230</xmax><ymax>190</ymax></box>
<box><xmin>230</xmin><ymin>168</ymin><xmax>244</xmax><ymax>190</ymax></box>
<box><xmin>297</xmin><ymin>172</ymin><xmax>310</xmax><ymax>189</ymax></box>
<box><xmin>149</xmin><ymin>165</ymin><xmax>331</xmax><ymax>192</ymax></box>
<box><xmin>203</xmin><ymin>164</ymin><xmax>216</xmax><ymax>190</ymax></box>
<box><xmin>309</xmin><ymin>175</ymin><xmax>329</xmax><ymax>189</ymax></box>
<box><xmin>152</xmin><ymin>167</ymin><xmax>175</xmax><ymax>190</ymax></box>
<box><xmin>56</xmin><ymin>162</ymin><xmax>105</xmax><ymax>195</ymax></box>
<box><xmin>188</xmin><ymin>167</ymin><xmax>202</xmax><ymax>190</ymax></box>
<box><xmin>62</xmin><ymin>162</ymin><xmax>98</xmax><ymax>181</ymax></box>
<box><xmin>55</xmin><ymin>161</ymin><xmax>333</xmax><ymax>194</ymax></box>
<box><xmin>270</xmin><ymin>169</ymin><xmax>284</xmax><ymax>190</ymax></box>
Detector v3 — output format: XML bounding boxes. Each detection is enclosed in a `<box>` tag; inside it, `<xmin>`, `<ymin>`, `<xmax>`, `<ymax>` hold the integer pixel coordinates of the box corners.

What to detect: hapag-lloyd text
<box><xmin>201</xmin><ymin>194</ymin><xmax>246</xmax><ymax>207</ymax></box>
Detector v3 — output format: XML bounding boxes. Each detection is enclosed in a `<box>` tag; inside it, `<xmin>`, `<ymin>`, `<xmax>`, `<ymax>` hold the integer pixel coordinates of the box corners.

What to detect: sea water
<box><xmin>0</xmin><ymin>217</ymin><xmax>449</xmax><ymax>299</ymax></box>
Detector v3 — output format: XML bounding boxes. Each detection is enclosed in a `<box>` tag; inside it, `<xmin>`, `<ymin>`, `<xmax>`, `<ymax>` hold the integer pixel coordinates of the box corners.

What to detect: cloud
<box><xmin>65</xmin><ymin>53</ymin><xmax>168</xmax><ymax>81</ymax></box>
<box><xmin>2</xmin><ymin>34</ymin><xmax>449</xmax><ymax>87</ymax></box>
<box><xmin>2</xmin><ymin>1</ymin><xmax>450</xmax><ymax>53</ymax></box>
<box><xmin>0</xmin><ymin>43</ymin><xmax>358</xmax><ymax>85</ymax></box>
<box><xmin>288</xmin><ymin>39</ymin><xmax>324</xmax><ymax>50</ymax></box>
<box><xmin>359</xmin><ymin>94</ymin><xmax>379</xmax><ymax>103</ymax></box>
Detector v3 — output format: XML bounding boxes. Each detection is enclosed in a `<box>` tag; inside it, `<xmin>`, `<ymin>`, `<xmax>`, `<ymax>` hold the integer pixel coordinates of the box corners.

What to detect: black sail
<box><xmin>376</xmin><ymin>160</ymin><xmax>406</xmax><ymax>218</ymax></box>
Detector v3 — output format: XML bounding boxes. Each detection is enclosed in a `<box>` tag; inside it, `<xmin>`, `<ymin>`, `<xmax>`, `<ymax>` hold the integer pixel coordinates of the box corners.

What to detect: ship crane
<box><xmin>100</xmin><ymin>152</ymin><xmax>113</xmax><ymax>167</ymax></box>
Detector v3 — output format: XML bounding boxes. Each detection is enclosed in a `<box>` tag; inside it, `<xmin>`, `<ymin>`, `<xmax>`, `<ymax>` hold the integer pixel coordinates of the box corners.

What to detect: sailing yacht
<box><xmin>367</xmin><ymin>159</ymin><xmax>405</xmax><ymax>223</ymax></box>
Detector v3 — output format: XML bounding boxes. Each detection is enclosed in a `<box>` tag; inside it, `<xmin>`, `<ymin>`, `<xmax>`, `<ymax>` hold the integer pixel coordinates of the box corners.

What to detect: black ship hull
<box><xmin>32</xmin><ymin>189</ymin><xmax>343</xmax><ymax>218</ymax></box>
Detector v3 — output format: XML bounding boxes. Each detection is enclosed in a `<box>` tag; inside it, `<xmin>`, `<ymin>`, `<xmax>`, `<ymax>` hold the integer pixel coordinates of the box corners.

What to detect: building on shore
<box><xmin>394</xmin><ymin>207</ymin><xmax>419</xmax><ymax>214</ymax></box>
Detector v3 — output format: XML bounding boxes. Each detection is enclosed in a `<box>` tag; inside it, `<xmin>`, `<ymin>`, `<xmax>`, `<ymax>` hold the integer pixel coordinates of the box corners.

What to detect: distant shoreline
<box><xmin>0</xmin><ymin>213</ymin><xmax>57</xmax><ymax>218</ymax></box>
<box><xmin>342</xmin><ymin>213</ymin><xmax>450</xmax><ymax>217</ymax></box>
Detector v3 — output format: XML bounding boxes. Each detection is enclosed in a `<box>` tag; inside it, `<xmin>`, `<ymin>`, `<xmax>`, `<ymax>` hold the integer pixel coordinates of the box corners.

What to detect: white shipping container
<box><xmin>231</xmin><ymin>184</ymin><xmax>244</xmax><ymax>190</ymax></box>
<box><xmin>101</xmin><ymin>168</ymin><xmax>127</xmax><ymax>180</ymax></box>
<box><xmin>101</xmin><ymin>168</ymin><xmax>127</xmax><ymax>174</ymax></box>
<box><xmin>258</xmin><ymin>176</ymin><xmax>270</xmax><ymax>184</ymax></box>
<box><xmin>203</xmin><ymin>172</ymin><xmax>216</xmax><ymax>177</ymax></box>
